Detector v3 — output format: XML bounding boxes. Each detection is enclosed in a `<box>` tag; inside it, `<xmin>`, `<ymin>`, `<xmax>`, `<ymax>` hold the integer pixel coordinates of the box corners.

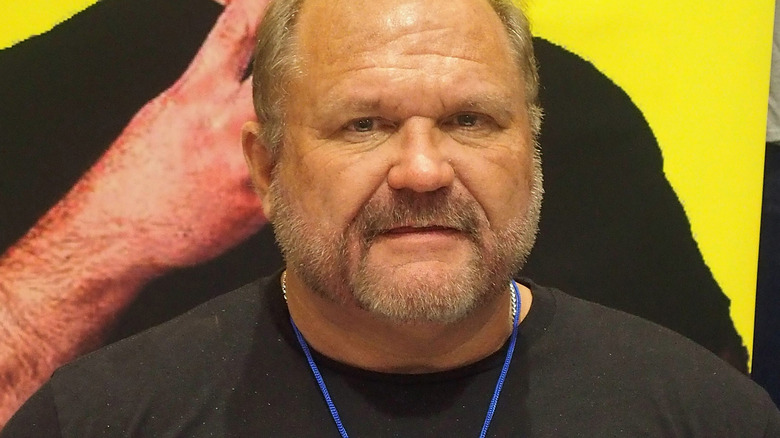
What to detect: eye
<box><xmin>443</xmin><ymin>112</ymin><xmax>494</xmax><ymax>130</ymax></box>
<box><xmin>455</xmin><ymin>113</ymin><xmax>479</xmax><ymax>127</ymax></box>
<box><xmin>337</xmin><ymin>117</ymin><xmax>397</xmax><ymax>144</ymax></box>
<box><xmin>347</xmin><ymin>118</ymin><xmax>375</xmax><ymax>132</ymax></box>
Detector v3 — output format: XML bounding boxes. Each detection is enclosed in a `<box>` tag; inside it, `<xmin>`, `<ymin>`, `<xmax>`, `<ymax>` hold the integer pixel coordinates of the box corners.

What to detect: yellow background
<box><xmin>0</xmin><ymin>0</ymin><xmax>100</xmax><ymax>49</ymax></box>
<box><xmin>1</xmin><ymin>0</ymin><xmax>774</xmax><ymax>358</ymax></box>
<box><xmin>522</xmin><ymin>0</ymin><xmax>774</xmax><ymax>357</ymax></box>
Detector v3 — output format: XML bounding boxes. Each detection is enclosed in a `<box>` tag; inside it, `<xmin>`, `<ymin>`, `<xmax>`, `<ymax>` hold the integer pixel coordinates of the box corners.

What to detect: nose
<box><xmin>387</xmin><ymin>118</ymin><xmax>455</xmax><ymax>193</ymax></box>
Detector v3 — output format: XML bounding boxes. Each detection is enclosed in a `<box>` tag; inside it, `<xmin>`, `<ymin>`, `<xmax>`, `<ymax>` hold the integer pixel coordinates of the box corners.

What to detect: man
<box><xmin>0</xmin><ymin>0</ymin><xmax>753</xmax><ymax>428</ymax></box>
<box><xmin>3</xmin><ymin>0</ymin><xmax>778</xmax><ymax>436</ymax></box>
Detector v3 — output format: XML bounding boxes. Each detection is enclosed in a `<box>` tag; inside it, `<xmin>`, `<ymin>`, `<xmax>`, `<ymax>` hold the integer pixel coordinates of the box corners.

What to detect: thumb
<box><xmin>184</xmin><ymin>0</ymin><xmax>272</xmax><ymax>82</ymax></box>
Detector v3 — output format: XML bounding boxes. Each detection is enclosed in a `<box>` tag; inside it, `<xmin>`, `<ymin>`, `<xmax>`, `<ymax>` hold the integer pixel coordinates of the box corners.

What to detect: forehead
<box><xmin>293</xmin><ymin>0</ymin><xmax>518</xmax><ymax>81</ymax></box>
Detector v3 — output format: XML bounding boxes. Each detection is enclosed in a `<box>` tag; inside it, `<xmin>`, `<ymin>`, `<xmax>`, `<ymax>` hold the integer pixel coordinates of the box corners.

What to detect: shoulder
<box><xmin>1</xmin><ymin>383</ymin><xmax>62</xmax><ymax>438</ymax></box>
<box><xmin>64</xmin><ymin>277</ymin><xmax>270</xmax><ymax>371</ymax></box>
<box><xmin>527</xmin><ymin>280</ymin><xmax>745</xmax><ymax>383</ymax></box>
<box><xmin>520</xmin><ymin>279</ymin><xmax>780</xmax><ymax>436</ymax></box>
<box><xmin>40</xmin><ymin>275</ymin><xmax>281</xmax><ymax>436</ymax></box>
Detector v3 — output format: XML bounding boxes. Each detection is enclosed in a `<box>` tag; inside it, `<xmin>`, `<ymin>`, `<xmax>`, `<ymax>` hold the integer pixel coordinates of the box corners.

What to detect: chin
<box><xmin>350</xmin><ymin>259</ymin><xmax>488</xmax><ymax>324</ymax></box>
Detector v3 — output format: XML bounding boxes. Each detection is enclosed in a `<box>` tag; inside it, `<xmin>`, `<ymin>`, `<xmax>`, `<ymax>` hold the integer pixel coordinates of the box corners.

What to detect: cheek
<box><xmin>501</xmin><ymin>150</ymin><xmax>537</xmax><ymax>208</ymax></box>
<box><xmin>290</xmin><ymin>149</ymin><xmax>391</xmax><ymax>229</ymax></box>
<box><xmin>456</xmin><ymin>147</ymin><xmax>534</xmax><ymax>227</ymax></box>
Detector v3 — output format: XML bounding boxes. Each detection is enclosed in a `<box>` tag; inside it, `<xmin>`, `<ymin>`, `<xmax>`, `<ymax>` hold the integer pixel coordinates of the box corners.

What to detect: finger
<box><xmin>225</xmin><ymin>82</ymin><xmax>259</xmax><ymax>176</ymax></box>
<box><xmin>185</xmin><ymin>0</ymin><xmax>272</xmax><ymax>82</ymax></box>
<box><xmin>235</xmin><ymin>79</ymin><xmax>257</xmax><ymax>121</ymax></box>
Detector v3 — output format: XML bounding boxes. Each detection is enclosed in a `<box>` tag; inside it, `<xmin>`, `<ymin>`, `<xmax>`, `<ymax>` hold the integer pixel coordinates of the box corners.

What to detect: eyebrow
<box><xmin>319</xmin><ymin>97</ymin><xmax>382</xmax><ymax>115</ymax></box>
<box><xmin>456</xmin><ymin>96</ymin><xmax>515</xmax><ymax>122</ymax></box>
<box><xmin>319</xmin><ymin>93</ymin><xmax>517</xmax><ymax>122</ymax></box>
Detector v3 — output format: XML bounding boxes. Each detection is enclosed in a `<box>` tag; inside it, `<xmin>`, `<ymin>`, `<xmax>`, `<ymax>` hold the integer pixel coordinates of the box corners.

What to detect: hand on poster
<box><xmin>89</xmin><ymin>0</ymin><xmax>272</xmax><ymax>269</ymax></box>
<box><xmin>0</xmin><ymin>0</ymin><xmax>270</xmax><ymax>428</ymax></box>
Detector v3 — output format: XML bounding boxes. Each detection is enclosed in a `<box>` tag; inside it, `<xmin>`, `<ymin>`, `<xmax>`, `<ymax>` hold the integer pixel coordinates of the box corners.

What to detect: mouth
<box><xmin>361</xmin><ymin>224</ymin><xmax>463</xmax><ymax>247</ymax></box>
<box><xmin>384</xmin><ymin>225</ymin><xmax>458</xmax><ymax>235</ymax></box>
<box><xmin>364</xmin><ymin>224</ymin><xmax>470</xmax><ymax>256</ymax></box>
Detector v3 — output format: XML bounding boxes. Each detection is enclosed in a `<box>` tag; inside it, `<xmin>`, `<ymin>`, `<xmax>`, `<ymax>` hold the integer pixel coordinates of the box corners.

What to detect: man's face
<box><xmin>266</xmin><ymin>0</ymin><xmax>542</xmax><ymax>323</ymax></box>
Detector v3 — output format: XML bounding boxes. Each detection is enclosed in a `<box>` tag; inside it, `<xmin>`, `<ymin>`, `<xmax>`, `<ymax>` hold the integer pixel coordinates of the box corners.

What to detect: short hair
<box><xmin>251</xmin><ymin>0</ymin><xmax>542</xmax><ymax>160</ymax></box>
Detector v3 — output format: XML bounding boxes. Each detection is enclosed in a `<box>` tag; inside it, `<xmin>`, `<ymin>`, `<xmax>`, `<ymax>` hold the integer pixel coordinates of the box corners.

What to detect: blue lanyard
<box><xmin>289</xmin><ymin>280</ymin><xmax>522</xmax><ymax>438</ymax></box>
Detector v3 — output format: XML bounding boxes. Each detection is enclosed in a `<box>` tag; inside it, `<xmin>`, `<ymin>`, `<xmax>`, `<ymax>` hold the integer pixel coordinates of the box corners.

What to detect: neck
<box><xmin>283</xmin><ymin>270</ymin><xmax>533</xmax><ymax>373</ymax></box>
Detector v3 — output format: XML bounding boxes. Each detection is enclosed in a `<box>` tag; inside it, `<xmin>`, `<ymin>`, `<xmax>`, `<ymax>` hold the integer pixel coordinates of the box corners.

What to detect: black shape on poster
<box><xmin>755</xmin><ymin>142</ymin><xmax>780</xmax><ymax>407</ymax></box>
<box><xmin>0</xmin><ymin>0</ymin><xmax>747</xmax><ymax>372</ymax></box>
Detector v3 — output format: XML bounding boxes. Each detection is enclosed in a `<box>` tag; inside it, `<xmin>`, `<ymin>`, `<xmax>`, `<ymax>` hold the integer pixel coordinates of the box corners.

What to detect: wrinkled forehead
<box><xmin>294</xmin><ymin>0</ymin><xmax>516</xmax><ymax>72</ymax></box>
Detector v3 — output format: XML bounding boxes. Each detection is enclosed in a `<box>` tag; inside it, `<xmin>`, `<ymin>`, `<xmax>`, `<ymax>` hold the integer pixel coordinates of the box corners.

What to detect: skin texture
<box><xmin>243</xmin><ymin>0</ymin><xmax>538</xmax><ymax>373</ymax></box>
<box><xmin>0</xmin><ymin>0</ymin><xmax>270</xmax><ymax>429</ymax></box>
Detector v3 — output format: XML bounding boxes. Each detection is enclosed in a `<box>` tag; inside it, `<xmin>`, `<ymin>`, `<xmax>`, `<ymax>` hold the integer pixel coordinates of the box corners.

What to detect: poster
<box><xmin>0</xmin><ymin>0</ymin><xmax>774</xmax><ymax>426</ymax></box>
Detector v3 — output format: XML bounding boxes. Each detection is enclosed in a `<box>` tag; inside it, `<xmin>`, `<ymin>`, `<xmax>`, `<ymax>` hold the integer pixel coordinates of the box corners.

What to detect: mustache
<box><xmin>353</xmin><ymin>190</ymin><xmax>482</xmax><ymax>243</ymax></box>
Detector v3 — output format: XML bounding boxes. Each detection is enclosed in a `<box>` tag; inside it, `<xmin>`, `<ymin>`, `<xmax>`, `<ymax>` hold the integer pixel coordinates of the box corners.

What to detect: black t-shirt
<box><xmin>3</xmin><ymin>274</ymin><xmax>778</xmax><ymax>437</ymax></box>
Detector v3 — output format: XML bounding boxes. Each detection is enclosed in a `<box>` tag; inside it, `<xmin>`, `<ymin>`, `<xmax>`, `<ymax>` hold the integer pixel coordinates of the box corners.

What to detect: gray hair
<box><xmin>251</xmin><ymin>0</ymin><xmax>542</xmax><ymax>160</ymax></box>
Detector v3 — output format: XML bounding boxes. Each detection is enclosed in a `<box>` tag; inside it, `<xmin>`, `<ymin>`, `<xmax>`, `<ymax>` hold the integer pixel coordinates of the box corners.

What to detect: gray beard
<box><xmin>268</xmin><ymin>152</ymin><xmax>543</xmax><ymax>324</ymax></box>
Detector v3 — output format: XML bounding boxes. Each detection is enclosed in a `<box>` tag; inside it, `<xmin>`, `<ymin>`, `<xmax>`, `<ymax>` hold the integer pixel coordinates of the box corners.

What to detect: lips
<box><xmin>384</xmin><ymin>225</ymin><xmax>458</xmax><ymax>235</ymax></box>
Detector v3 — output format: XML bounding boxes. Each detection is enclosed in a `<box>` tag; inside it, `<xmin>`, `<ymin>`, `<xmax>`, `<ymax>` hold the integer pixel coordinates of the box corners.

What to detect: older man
<box><xmin>3</xmin><ymin>0</ymin><xmax>778</xmax><ymax>436</ymax></box>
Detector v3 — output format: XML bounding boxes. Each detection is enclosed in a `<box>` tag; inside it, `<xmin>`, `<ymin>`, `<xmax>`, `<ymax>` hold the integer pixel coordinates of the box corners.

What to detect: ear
<box><xmin>242</xmin><ymin>121</ymin><xmax>275</xmax><ymax>219</ymax></box>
